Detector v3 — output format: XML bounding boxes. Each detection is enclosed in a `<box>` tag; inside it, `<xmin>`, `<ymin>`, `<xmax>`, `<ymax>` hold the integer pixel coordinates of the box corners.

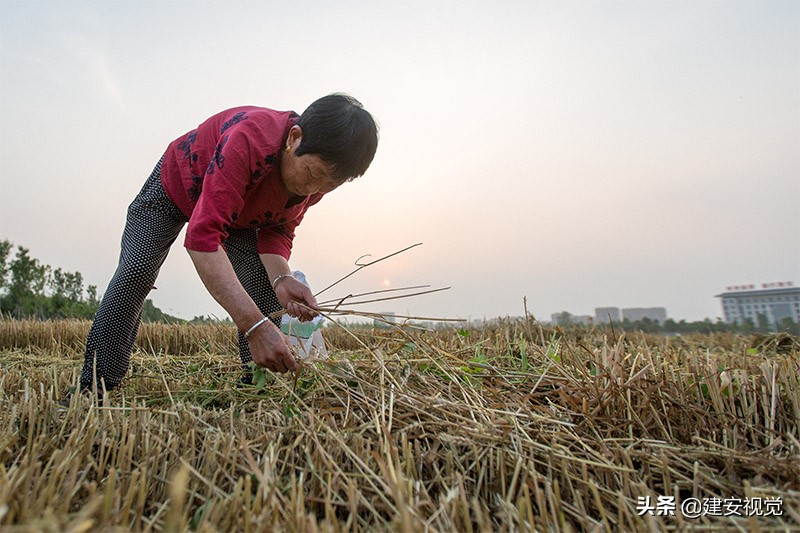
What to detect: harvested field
<box><xmin>0</xmin><ymin>318</ymin><xmax>798</xmax><ymax>531</ymax></box>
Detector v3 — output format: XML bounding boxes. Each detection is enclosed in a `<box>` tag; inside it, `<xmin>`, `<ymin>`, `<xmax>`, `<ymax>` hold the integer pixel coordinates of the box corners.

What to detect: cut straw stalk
<box><xmin>314</xmin><ymin>242</ymin><xmax>424</xmax><ymax>297</ymax></box>
<box><xmin>324</xmin><ymin>286</ymin><xmax>451</xmax><ymax>309</ymax></box>
<box><xmin>317</xmin><ymin>285</ymin><xmax>432</xmax><ymax>306</ymax></box>
<box><xmin>1</xmin><ymin>321</ymin><xmax>798</xmax><ymax>531</ymax></box>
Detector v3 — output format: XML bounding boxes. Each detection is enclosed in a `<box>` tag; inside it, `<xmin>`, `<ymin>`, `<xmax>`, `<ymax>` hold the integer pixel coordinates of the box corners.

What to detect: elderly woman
<box><xmin>80</xmin><ymin>93</ymin><xmax>378</xmax><ymax>393</ymax></box>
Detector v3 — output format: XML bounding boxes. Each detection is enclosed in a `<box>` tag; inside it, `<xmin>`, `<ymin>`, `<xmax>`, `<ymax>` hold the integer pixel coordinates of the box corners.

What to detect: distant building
<box><xmin>716</xmin><ymin>282</ymin><xmax>799</xmax><ymax>328</ymax></box>
<box><xmin>553</xmin><ymin>307</ymin><xmax>667</xmax><ymax>326</ymax></box>
<box><xmin>622</xmin><ymin>307</ymin><xmax>667</xmax><ymax>324</ymax></box>
<box><xmin>594</xmin><ymin>307</ymin><xmax>621</xmax><ymax>323</ymax></box>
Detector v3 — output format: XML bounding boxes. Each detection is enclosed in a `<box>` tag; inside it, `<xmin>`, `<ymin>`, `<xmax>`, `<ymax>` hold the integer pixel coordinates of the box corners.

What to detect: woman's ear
<box><xmin>287</xmin><ymin>125</ymin><xmax>303</xmax><ymax>150</ymax></box>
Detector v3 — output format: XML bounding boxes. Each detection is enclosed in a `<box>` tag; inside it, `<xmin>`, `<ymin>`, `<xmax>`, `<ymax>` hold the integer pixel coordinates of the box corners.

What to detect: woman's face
<box><xmin>280</xmin><ymin>126</ymin><xmax>341</xmax><ymax>197</ymax></box>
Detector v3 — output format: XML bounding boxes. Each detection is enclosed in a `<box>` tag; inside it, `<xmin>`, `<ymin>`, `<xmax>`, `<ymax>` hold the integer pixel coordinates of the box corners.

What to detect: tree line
<box><xmin>0</xmin><ymin>240</ymin><xmax>182</xmax><ymax>322</ymax></box>
<box><xmin>554</xmin><ymin>312</ymin><xmax>799</xmax><ymax>335</ymax></box>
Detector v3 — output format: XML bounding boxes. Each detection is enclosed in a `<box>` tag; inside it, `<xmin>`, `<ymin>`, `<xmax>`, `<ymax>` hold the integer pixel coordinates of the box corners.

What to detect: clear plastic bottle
<box><xmin>280</xmin><ymin>270</ymin><xmax>326</xmax><ymax>357</ymax></box>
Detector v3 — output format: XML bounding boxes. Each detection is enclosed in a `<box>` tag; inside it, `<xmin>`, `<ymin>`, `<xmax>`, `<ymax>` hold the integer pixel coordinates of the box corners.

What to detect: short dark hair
<box><xmin>296</xmin><ymin>93</ymin><xmax>379</xmax><ymax>182</ymax></box>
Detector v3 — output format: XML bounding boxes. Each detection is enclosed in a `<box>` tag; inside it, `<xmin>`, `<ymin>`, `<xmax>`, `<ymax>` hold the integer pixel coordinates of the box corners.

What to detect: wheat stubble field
<box><xmin>0</xmin><ymin>318</ymin><xmax>798</xmax><ymax>532</ymax></box>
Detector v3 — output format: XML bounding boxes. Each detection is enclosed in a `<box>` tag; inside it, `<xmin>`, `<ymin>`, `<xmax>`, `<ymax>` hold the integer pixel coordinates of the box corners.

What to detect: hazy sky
<box><xmin>1</xmin><ymin>1</ymin><xmax>798</xmax><ymax>323</ymax></box>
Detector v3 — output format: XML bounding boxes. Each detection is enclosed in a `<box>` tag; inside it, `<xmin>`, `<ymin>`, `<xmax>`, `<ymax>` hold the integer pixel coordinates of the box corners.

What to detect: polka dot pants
<box><xmin>80</xmin><ymin>158</ymin><xmax>283</xmax><ymax>392</ymax></box>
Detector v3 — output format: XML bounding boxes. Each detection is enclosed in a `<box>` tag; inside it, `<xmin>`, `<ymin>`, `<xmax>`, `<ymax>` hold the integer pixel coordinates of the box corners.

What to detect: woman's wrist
<box><xmin>272</xmin><ymin>273</ymin><xmax>294</xmax><ymax>289</ymax></box>
<box><xmin>244</xmin><ymin>316</ymin><xmax>270</xmax><ymax>338</ymax></box>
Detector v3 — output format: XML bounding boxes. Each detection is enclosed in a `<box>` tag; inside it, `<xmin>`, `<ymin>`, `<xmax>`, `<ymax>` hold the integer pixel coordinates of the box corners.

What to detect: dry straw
<box><xmin>0</xmin><ymin>317</ymin><xmax>798</xmax><ymax>531</ymax></box>
<box><xmin>0</xmin><ymin>246</ymin><xmax>797</xmax><ymax>530</ymax></box>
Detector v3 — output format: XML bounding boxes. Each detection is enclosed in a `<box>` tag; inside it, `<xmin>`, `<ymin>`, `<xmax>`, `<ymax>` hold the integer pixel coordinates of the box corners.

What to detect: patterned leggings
<box><xmin>80</xmin><ymin>158</ymin><xmax>283</xmax><ymax>392</ymax></box>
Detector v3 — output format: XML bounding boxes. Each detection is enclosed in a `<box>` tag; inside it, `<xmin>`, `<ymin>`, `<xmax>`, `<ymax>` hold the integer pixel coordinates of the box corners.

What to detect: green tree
<box><xmin>556</xmin><ymin>312</ymin><xmax>572</xmax><ymax>327</ymax></box>
<box><xmin>141</xmin><ymin>299</ymin><xmax>183</xmax><ymax>323</ymax></box>
<box><xmin>0</xmin><ymin>241</ymin><xmax>110</xmax><ymax>320</ymax></box>
<box><xmin>86</xmin><ymin>284</ymin><xmax>99</xmax><ymax>307</ymax></box>
<box><xmin>0</xmin><ymin>239</ymin><xmax>12</xmax><ymax>291</ymax></box>
<box><xmin>47</xmin><ymin>267</ymin><xmax>93</xmax><ymax>317</ymax></box>
<box><xmin>5</xmin><ymin>246</ymin><xmax>50</xmax><ymax>317</ymax></box>
<box><xmin>663</xmin><ymin>318</ymin><xmax>678</xmax><ymax>333</ymax></box>
<box><xmin>778</xmin><ymin>317</ymin><xmax>799</xmax><ymax>335</ymax></box>
<box><xmin>756</xmin><ymin>312</ymin><xmax>771</xmax><ymax>333</ymax></box>
<box><xmin>636</xmin><ymin>317</ymin><xmax>662</xmax><ymax>333</ymax></box>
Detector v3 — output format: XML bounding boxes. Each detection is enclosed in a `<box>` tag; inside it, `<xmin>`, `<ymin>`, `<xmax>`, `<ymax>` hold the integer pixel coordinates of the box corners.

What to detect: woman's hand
<box><xmin>274</xmin><ymin>277</ymin><xmax>319</xmax><ymax>321</ymax></box>
<box><xmin>247</xmin><ymin>320</ymin><xmax>297</xmax><ymax>373</ymax></box>
<box><xmin>187</xmin><ymin>247</ymin><xmax>297</xmax><ymax>373</ymax></box>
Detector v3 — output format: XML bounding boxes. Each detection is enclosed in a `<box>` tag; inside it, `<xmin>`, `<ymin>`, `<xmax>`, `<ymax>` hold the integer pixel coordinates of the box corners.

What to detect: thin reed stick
<box><xmin>314</xmin><ymin>242</ymin><xmax>423</xmax><ymax>297</ymax></box>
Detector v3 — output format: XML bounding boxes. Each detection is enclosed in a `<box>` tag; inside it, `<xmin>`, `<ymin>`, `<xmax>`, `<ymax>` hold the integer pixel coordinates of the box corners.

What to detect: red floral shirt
<box><xmin>160</xmin><ymin>106</ymin><xmax>323</xmax><ymax>259</ymax></box>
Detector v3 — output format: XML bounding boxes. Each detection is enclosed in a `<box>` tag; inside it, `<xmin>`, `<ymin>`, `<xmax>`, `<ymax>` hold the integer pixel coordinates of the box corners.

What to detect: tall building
<box><xmin>716</xmin><ymin>282</ymin><xmax>799</xmax><ymax>327</ymax></box>
<box><xmin>622</xmin><ymin>308</ymin><xmax>667</xmax><ymax>324</ymax></box>
<box><xmin>594</xmin><ymin>307</ymin><xmax>621</xmax><ymax>323</ymax></box>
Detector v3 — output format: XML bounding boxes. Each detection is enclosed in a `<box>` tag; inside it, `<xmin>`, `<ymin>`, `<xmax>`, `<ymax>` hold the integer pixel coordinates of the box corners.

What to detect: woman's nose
<box><xmin>306</xmin><ymin>181</ymin><xmax>322</xmax><ymax>194</ymax></box>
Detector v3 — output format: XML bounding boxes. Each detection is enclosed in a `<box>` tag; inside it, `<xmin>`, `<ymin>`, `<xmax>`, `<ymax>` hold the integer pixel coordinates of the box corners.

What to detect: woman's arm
<box><xmin>188</xmin><ymin>247</ymin><xmax>297</xmax><ymax>373</ymax></box>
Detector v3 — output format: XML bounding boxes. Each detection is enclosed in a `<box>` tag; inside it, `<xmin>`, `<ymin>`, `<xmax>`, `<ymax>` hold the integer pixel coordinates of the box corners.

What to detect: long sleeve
<box><xmin>257</xmin><ymin>193</ymin><xmax>323</xmax><ymax>259</ymax></box>
<box><xmin>184</xmin><ymin>129</ymin><xmax>261</xmax><ymax>252</ymax></box>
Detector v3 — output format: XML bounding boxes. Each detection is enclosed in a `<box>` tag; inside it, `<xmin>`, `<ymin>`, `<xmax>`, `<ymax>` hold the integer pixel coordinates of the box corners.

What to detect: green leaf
<box><xmin>518</xmin><ymin>337</ymin><xmax>529</xmax><ymax>372</ymax></box>
<box><xmin>470</xmin><ymin>347</ymin><xmax>486</xmax><ymax>364</ymax></box>
<box><xmin>545</xmin><ymin>333</ymin><xmax>561</xmax><ymax>362</ymax></box>
<box><xmin>250</xmin><ymin>365</ymin><xmax>266</xmax><ymax>390</ymax></box>
<box><xmin>282</xmin><ymin>398</ymin><xmax>299</xmax><ymax>419</ymax></box>
<box><xmin>189</xmin><ymin>502</ymin><xmax>210</xmax><ymax>531</ymax></box>
<box><xmin>402</xmin><ymin>342</ymin><xmax>418</xmax><ymax>353</ymax></box>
